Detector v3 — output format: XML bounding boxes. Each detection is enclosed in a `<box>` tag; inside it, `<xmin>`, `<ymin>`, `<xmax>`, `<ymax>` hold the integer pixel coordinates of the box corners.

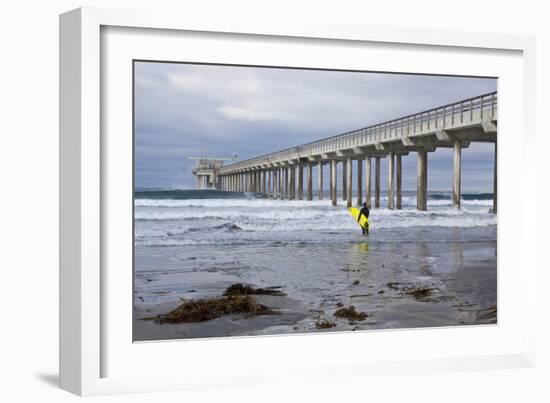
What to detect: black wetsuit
<box><xmin>358</xmin><ymin>207</ymin><xmax>370</xmax><ymax>235</ymax></box>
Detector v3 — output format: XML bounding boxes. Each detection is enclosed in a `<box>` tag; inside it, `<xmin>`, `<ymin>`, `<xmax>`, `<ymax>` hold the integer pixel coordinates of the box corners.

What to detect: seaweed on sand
<box><xmin>315</xmin><ymin>319</ymin><xmax>337</xmax><ymax>329</ymax></box>
<box><xmin>387</xmin><ymin>282</ymin><xmax>438</xmax><ymax>300</ymax></box>
<box><xmin>153</xmin><ymin>295</ymin><xmax>278</xmax><ymax>324</ymax></box>
<box><xmin>333</xmin><ymin>305</ymin><xmax>368</xmax><ymax>322</ymax></box>
<box><xmin>223</xmin><ymin>283</ymin><xmax>286</xmax><ymax>296</ymax></box>
<box><xmin>402</xmin><ymin>286</ymin><xmax>437</xmax><ymax>300</ymax></box>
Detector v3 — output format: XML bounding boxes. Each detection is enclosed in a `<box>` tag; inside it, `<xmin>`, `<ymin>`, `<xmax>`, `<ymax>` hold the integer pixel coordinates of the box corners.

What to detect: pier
<box><xmin>211</xmin><ymin>92</ymin><xmax>498</xmax><ymax>212</ymax></box>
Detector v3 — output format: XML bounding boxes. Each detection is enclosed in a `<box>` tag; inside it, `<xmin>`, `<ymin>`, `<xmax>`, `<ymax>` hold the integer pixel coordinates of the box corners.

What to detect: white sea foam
<box><xmin>134</xmin><ymin>193</ymin><xmax>496</xmax><ymax>247</ymax></box>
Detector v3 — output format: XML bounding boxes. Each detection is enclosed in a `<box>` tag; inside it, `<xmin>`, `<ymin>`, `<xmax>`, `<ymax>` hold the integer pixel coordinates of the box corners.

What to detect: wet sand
<box><xmin>133</xmin><ymin>240</ymin><xmax>496</xmax><ymax>341</ymax></box>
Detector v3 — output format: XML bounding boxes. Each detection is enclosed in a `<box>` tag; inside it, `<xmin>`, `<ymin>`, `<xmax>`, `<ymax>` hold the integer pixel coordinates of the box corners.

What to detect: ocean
<box><xmin>134</xmin><ymin>189</ymin><xmax>497</xmax><ymax>340</ymax></box>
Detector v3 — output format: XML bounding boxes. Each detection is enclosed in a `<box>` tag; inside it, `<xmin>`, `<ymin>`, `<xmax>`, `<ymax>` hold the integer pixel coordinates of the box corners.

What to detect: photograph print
<box><xmin>133</xmin><ymin>61</ymin><xmax>497</xmax><ymax>341</ymax></box>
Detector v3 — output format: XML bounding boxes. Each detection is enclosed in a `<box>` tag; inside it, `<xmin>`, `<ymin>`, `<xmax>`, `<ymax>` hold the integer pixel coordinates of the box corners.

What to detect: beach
<box><xmin>133</xmin><ymin>190</ymin><xmax>497</xmax><ymax>341</ymax></box>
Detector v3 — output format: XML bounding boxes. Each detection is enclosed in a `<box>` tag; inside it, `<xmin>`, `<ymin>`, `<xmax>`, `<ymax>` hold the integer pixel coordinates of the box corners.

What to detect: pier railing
<box><xmin>219</xmin><ymin>91</ymin><xmax>497</xmax><ymax>173</ymax></box>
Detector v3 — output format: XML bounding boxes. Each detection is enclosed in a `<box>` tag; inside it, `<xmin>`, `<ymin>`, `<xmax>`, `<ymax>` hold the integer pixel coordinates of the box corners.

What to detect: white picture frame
<box><xmin>60</xmin><ymin>6</ymin><xmax>537</xmax><ymax>396</ymax></box>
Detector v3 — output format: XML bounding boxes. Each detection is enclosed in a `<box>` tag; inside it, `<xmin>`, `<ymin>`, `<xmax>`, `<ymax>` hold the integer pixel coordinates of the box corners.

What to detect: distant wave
<box><xmin>429</xmin><ymin>192</ymin><xmax>494</xmax><ymax>201</ymax></box>
<box><xmin>135</xmin><ymin>189</ymin><xmax>266</xmax><ymax>200</ymax></box>
<box><xmin>134</xmin><ymin>196</ymin><xmax>494</xmax><ymax>209</ymax></box>
<box><xmin>134</xmin><ymin>189</ymin><xmax>493</xmax><ymax>203</ymax></box>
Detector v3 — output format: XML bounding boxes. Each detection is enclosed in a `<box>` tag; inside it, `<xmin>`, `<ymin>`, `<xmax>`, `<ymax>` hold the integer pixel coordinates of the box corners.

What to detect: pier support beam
<box><xmin>342</xmin><ymin>161</ymin><xmax>347</xmax><ymax>201</ymax></box>
<box><xmin>284</xmin><ymin>167</ymin><xmax>289</xmax><ymax>199</ymax></box>
<box><xmin>318</xmin><ymin>162</ymin><xmax>323</xmax><ymax>200</ymax></box>
<box><xmin>493</xmin><ymin>142</ymin><xmax>497</xmax><ymax>214</ymax></box>
<box><xmin>331</xmin><ymin>160</ymin><xmax>337</xmax><ymax>206</ymax></box>
<box><xmin>357</xmin><ymin>158</ymin><xmax>363</xmax><ymax>206</ymax></box>
<box><xmin>273</xmin><ymin>169</ymin><xmax>277</xmax><ymax>197</ymax></box>
<box><xmin>262</xmin><ymin>170</ymin><xmax>267</xmax><ymax>193</ymax></box>
<box><xmin>417</xmin><ymin>150</ymin><xmax>428</xmax><ymax>211</ymax></box>
<box><xmin>298</xmin><ymin>163</ymin><xmax>304</xmax><ymax>200</ymax></box>
<box><xmin>388</xmin><ymin>153</ymin><xmax>395</xmax><ymax>210</ymax></box>
<box><xmin>396</xmin><ymin>155</ymin><xmax>402</xmax><ymax>209</ymax></box>
<box><xmin>452</xmin><ymin>140</ymin><xmax>462</xmax><ymax>208</ymax></box>
<box><xmin>290</xmin><ymin>165</ymin><xmax>296</xmax><ymax>200</ymax></box>
<box><xmin>365</xmin><ymin>157</ymin><xmax>371</xmax><ymax>208</ymax></box>
<box><xmin>279</xmin><ymin>167</ymin><xmax>283</xmax><ymax>199</ymax></box>
<box><xmin>375</xmin><ymin>157</ymin><xmax>381</xmax><ymax>208</ymax></box>
<box><xmin>346</xmin><ymin>157</ymin><xmax>353</xmax><ymax>208</ymax></box>
<box><xmin>306</xmin><ymin>162</ymin><xmax>313</xmax><ymax>201</ymax></box>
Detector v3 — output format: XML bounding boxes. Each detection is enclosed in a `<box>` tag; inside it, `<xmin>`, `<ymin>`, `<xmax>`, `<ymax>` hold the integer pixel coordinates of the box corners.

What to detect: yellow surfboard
<box><xmin>348</xmin><ymin>207</ymin><xmax>369</xmax><ymax>231</ymax></box>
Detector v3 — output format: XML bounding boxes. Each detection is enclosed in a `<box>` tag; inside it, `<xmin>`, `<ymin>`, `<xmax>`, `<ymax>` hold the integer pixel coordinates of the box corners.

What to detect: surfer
<box><xmin>357</xmin><ymin>203</ymin><xmax>370</xmax><ymax>235</ymax></box>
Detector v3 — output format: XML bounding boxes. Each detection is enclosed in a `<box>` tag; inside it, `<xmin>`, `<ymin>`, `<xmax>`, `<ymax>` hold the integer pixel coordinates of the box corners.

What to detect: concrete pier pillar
<box><xmin>375</xmin><ymin>157</ymin><xmax>381</xmax><ymax>208</ymax></box>
<box><xmin>318</xmin><ymin>162</ymin><xmax>323</xmax><ymax>200</ymax></box>
<box><xmin>346</xmin><ymin>157</ymin><xmax>353</xmax><ymax>208</ymax></box>
<box><xmin>284</xmin><ymin>167</ymin><xmax>289</xmax><ymax>199</ymax></box>
<box><xmin>306</xmin><ymin>162</ymin><xmax>313</xmax><ymax>201</ymax></box>
<box><xmin>342</xmin><ymin>161</ymin><xmax>347</xmax><ymax>201</ymax></box>
<box><xmin>272</xmin><ymin>169</ymin><xmax>277</xmax><ymax>198</ymax></box>
<box><xmin>452</xmin><ymin>140</ymin><xmax>462</xmax><ymax>208</ymax></box>
<box><xmin>493</xmin><ymin>142</ymin><xmax>497</xmax><ymax>214</ymax></box>
<box><xmin>330</xmin><ymin>160</ymin><xmax>337</xmax><ymax>206</ymax></box>
<box><xmin>365</xmin><ymin>157</ymin><xmax>371</xmax><ymax>208</ymax></box>
<box><xmin>396</xmin><ymin>155</ymin><xmax>402</xmax><ymax>209</ymax></box>
<box><xmin>388</xmin><ymin>153</ymin><xmax>395</xmax><ymax>210</ymax></box>
<box><xmin>271</xmin><ymin>168</ymin><xmax>277</xmax><ymax>199</ymax></box>
<box><xmin>356</xmin><ymin>158</ymin><xmax>363</xmax><ymax>206</ymax></box>
<box><xmin>266</xmin><ymin>170</ymin><xmax>270</xmax><ymax>196</ymax></box>
<box><xmin>417</xmin><ymin>150</ymin><xmax>428</xmax><ymax>211</ymax></box>
<box><xmin>297</xmin><ymin>163</ymin><xmax>304</xmax><ymax>200</ymax></box>
<box><xmin>262</xmin><ymin>170</ymin><xmax>267</xmax><ymax>193</ymax></box>
<box><xmin>279</xmin><ymin>167</ymin><xmax>284</xmax><ymax>199</ymax></box>
<box><xmin>289</xmin><ymin>165</ymin><xmax>295</xmax><ymax>200</ymax></box>
<box><xmin>278</xmin><ymin>168</ymin><xmax>282</xmax><ymax>199</ymax></box>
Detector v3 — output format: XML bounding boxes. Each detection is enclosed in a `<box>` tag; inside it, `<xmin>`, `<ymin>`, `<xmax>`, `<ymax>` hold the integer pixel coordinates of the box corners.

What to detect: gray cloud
<box><xmin>134</xmin><ymin>62</ymin><xmax>496</xmax><ymax>191</ymax></box>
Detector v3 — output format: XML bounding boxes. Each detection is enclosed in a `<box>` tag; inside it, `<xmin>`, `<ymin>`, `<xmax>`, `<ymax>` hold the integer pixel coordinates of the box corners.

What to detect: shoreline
<box><xmin>134</xmin><ymin>240</ymin><xmax>497</xmax><ymax>341</ymax></box>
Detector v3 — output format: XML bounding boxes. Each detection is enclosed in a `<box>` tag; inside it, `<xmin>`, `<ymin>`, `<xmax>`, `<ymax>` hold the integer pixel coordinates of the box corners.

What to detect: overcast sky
<box><xmin>134</xmin><ymin>62</ymin><xmax>497</xmax><ymax>191</ymax></box>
